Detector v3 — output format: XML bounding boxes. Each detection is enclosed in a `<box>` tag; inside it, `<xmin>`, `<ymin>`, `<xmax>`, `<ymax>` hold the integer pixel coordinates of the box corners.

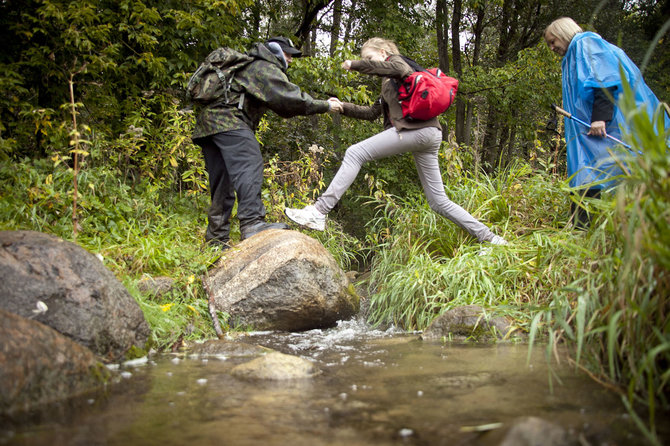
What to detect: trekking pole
<box><xmin>552</xmin><ymin>104</ymin><xmax>631</xmax><ymax>149</ymax></box>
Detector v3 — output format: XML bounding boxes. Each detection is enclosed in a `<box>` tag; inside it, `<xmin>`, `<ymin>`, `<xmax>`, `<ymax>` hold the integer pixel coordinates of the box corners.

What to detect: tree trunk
<box><xmin>435</xmin><ymin>0</ymin><xmax>451</xmax><ymax>142</ymax></box>
<box><xmin>311</xmin><ymin>26</ymin><xmax>317</xmax><ymax>54</ymax></box>
<box><xmin>303</xmin><ymin>33</ymin><xmax>312</xmax><ymax>56</ymax></box>
<box><xmin>343</xmin><ymin>0</ymin><xmax>356</xmax><ymax>44</ymax></box>
<box><xmin>451</xmin><ymin>0</ymin><xmax>466</xmax><ymax>144</ymax></box>
<box><xmin>250</xmin><ymin>1</ymin><xmax>262</xmax><ymax>41</ymax></box>
<box><xmin>296</xmin><ymin>0</ymin><xmax>332</xmax><ymax>45</ymax></box>
<box><xmin>482</xmin><ymin>0</ymin><xmax>515</xmax><ymax>171</ymax></box>
<box><xmin>482</xmin><ymin>103</ymin><xmax>500</xmax><ymax>171</ymax></box>
<box><xmin>507</xmin><ymin>126</ymin><xmax>517</xmax><ymax>166</ymax></box>
<box><xmin>496</xmin><ymin>0</ymin><xmax>514</xmax><ymax>65</ymax></box>
<box><xmin>465</xmin><ymin>6</ymin><xmax>485</xmax><ymax>148</ymax></box>
<box><xmin>499</xmin><ymin>125</ymin><xmax>511</xmax><ymax>169</ymax></box>
<box><xmin>435</xmin><ymin>0</ymin><xmax>450</xmax><ymax>73</ymax></box>
<box><xmin>329</xmin><ymin>0</ymin><xmax>342</xmax><ymax>56</ymax></box>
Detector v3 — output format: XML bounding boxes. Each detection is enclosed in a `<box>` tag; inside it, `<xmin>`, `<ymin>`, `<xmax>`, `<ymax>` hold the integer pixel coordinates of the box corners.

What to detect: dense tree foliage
<box><xmin>1</xmin><ymin>1</ymin><xmax>665</xmax><ymax>161</ymax></box>
<box><xmin>1</xmin><ymin>0</ymin><xmax>666</xmax><ymax>172</ymax></box>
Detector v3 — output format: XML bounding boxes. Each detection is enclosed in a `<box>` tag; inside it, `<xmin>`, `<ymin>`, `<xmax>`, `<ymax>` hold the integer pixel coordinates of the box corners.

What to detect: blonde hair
<box><xmin>361</xmin><ymin>37</ymin><xmax>399</xmax><ymax>56</ymax></box>
<box><xmin>545</xmin><ymin>17</ymin><xmax>583</xmax><ymax>43</ymax></box>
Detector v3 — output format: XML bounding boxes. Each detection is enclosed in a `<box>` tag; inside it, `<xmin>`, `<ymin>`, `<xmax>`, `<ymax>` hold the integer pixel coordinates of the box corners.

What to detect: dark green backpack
<box><xmin>186</xmin><ymin>47</ymin><xmax>254</xmax><ymax>105</ymax></box>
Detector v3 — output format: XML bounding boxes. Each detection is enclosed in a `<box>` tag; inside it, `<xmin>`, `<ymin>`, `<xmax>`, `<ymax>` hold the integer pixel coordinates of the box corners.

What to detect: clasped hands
<box><xmin>328</xmin><ymin>97</ymin><xmax>343</xmax><ymax>113</ymax></box>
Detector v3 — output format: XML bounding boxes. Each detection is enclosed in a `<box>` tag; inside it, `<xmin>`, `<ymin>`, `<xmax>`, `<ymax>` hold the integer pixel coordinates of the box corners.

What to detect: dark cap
<box><xmin>266</xmin><ymin>36</ymin><xmax>302</xmax><ymax>57</ymax></box>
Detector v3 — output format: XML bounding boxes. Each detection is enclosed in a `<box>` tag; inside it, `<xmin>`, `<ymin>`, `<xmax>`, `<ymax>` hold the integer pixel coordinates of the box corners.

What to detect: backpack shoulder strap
<box><xmin>398</xmin><ymin>55</ymin><xmax>425</xmax><ymax>72</ymax></box>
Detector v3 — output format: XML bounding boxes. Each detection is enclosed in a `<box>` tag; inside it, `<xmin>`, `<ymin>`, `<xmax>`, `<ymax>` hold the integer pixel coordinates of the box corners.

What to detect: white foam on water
<box><xmin>398</xmin><ymin>428</ymin><xmax>414</xmax><ymax>438</ymax></box>
<box><xmin>283</xmin><ymin>319</ymin><xmax>403</xmax><ymax>354</ymax></box>
<box><xmin>123</xmin><ymin>356</ymin><xmax>148</xmax><ymax>367</ymax></box>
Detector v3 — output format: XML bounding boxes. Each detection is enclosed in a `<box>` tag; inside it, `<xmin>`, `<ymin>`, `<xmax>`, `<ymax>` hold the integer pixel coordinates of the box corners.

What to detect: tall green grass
<box><xmin>363</xmin><ymin>162</ymin><xmax>579</xmax><ymax>330</ymax></box>
<box><xmin>534</xmin><ymin>90</ymin><xmax>669</xmax><ymax>442</ymax></box>
<box><xmin>0</xmin><ymin>159</ymin><xmax>222</xmax><ymax>349</ymax></box>
<box><xmin>1</xmin><ymin>85</ymin><xmax>666</xmax><ymax>440</ymax></box>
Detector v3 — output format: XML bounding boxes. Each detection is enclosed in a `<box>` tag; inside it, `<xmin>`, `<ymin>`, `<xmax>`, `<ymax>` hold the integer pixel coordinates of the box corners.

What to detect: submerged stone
<box><xmin>185</xmin><ymin>339</ymin><xmax>272</xmax><ymax>358</ymax></box>
<box><xmin>496</xmin><ymin>416</ymin><xmax>574</xmax><ymax>446</ymax></box>
<box><xmin>231</xmin><ymin>351</ymin><xmax>320</xmax><ymax>380</ymax></box>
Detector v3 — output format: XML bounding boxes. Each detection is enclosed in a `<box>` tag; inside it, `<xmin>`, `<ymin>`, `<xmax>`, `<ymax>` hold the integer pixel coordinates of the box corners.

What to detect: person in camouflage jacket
<box><xmin>192</xmin><ymin>37</ymin><xmax>342</xmax><ymax>248</ymax></box>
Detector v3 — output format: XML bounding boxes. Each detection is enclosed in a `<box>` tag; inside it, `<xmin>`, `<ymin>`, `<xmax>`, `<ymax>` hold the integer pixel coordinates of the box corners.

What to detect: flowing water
<box><xmin>1</xmin><ymin>318</ymin><xmax>660</xmax><ymax>446</ymax></box>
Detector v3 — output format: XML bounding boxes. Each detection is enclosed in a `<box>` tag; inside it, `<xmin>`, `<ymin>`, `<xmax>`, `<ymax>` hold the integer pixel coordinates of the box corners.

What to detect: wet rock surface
<box><xmin>0</xmin><ymin>230</ymin><xmax>150</xmax><ymax>362</ymax></box>
<box><xmin>422</xmin><ymin>304</ymin><xmax>517</xmax><ymax>341</ymax></box>
<box><xmin>205</xmin><ymin>229</ymin><xmax>359</xmax><ymax>331</ymax></box>
<box><xmin>0</xmin><ymin>231</ymin><xmax>149</xmax><ymax>361</ymax></box>
<box><xmin>230</xmin><ymin>351</ymin><xmax>320</xmax><ymax>380</ymax></box>
<box><xmin>185</xmin><ymin>338</ymin><xmax>272</xmax><ymax>358</ymax></box>
<box><xmin>431</xmin><ymin>371</ymin><xmax>501</xmax><ymax>389</ymax></box>
<box><xmin>0</xmin><ymin>309</ymin><xmax>109</xmax><ymax>415</ymax></box>
<box><xmin>0</xmin><ymin>324</ymin><xmax>651</xmax><ymax>446</ymax></box>
<box><xmin>496</xmin><ymin>416</ymin><xmax>575</xmax><ymax>446</ymax></box>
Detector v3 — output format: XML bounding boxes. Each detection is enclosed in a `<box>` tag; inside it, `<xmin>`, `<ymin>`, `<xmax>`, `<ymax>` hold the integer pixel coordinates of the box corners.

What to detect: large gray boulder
<box><xmin>0</xmin><ymin>309</ymin><xmax>109</xmax><ymax>414</ymax></box>
<box><xmin>205</xmin><ymin>229</ymin><xmax>359</xmax><ymax>331</ymax></box>
<box><xmin>0</xmin><ymin>230</ymin><xmax>150</xmax><ymax>361</ymax></box>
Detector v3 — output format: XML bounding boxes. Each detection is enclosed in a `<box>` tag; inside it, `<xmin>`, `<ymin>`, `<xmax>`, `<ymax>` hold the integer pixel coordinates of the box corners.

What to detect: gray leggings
<box><xmin>314</xmin><ymin>126</ymin><xmax>495</xmax><ymax>242</ymax></box>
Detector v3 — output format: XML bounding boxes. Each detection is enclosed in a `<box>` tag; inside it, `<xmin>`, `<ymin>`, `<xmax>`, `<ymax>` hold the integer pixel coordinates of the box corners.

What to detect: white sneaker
<box><xmin>478</xmin><ymin>235</ymin><xmax>509</xmax><ymax>255</ymax></box>
<box><xmin>489</xmin><ymin>235</ymin><xmax>508</xmax><ymax>245</ymax></box>
<box><xmin>284</xmin><ymin>205</ymin><xmax>327</xmax><ymax>231</ymax></box>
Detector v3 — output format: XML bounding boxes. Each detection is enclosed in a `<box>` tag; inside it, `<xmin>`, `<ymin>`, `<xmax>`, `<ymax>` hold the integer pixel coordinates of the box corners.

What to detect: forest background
<box><xmin>1</xmin><ymin>0</ymin><xmax>669</xmax><ymax>443</ymax></box>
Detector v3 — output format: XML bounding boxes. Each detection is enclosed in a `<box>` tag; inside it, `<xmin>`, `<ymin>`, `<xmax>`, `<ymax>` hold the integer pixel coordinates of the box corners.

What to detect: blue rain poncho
<box><xmin>562</xmin><ymin>31</ymin><xmax>668</xmax><ymax>189</ymax></box>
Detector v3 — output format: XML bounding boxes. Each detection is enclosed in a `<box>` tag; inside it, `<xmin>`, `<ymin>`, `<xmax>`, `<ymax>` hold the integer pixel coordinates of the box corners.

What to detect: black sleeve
<box><xmin>591</xmin><ymin>87</ymin><xmax>616</xmax><ymax>122</ymax></box>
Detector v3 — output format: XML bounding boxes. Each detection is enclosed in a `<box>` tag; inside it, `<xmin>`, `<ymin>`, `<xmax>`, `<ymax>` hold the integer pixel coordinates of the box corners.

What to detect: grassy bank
<box><xmin>0</xmin><ymin>154</ymin><xmax>363</xmax><ymax>351</ymax></box>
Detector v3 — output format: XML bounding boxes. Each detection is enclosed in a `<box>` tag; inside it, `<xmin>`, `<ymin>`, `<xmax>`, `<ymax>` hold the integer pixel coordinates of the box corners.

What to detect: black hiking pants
<box><xmin>570</xmin><ymin>188</ymin><xmax>601</xmax><ymax>230</ymax></box>
<box><xmin>195</xmin><ymin>129</ymin><xmax>266</xmax><ymax>245</ymax></box>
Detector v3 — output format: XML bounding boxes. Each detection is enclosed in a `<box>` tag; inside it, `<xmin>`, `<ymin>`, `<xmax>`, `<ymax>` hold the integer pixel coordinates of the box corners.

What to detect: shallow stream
<box><xmin>1</xmin><ymin>318</ymin><xmax>657</xmax><ymax>445</ymax></box>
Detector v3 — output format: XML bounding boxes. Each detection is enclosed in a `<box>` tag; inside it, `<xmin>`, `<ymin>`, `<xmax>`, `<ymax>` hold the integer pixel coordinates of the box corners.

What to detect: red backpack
<box><xmin>395</xmin><ymin>56</ymin><xmax>459</xmax><ymax>121</ymax></box>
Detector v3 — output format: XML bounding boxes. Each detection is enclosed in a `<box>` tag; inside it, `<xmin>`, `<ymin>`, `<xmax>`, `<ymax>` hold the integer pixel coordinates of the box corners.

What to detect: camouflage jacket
<box><xmin>192</xmin><ymin>43</ymin><xmax>330</xmax><ymax>140</ymax></box>
<box><xmin>342</xmin><ymin>55</ymin><xmax>441</xmax><ymax>131</ymax></box>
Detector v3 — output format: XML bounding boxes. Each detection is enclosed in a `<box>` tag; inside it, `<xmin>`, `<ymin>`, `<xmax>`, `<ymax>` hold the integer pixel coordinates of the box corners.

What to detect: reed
<box><xmin>364</xmin><ymin>164</ymin><xmax>579</xmax><ymax>331</ymax></box>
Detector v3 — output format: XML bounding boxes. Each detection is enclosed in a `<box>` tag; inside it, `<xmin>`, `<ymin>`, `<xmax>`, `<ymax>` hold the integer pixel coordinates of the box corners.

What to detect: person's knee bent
<box><xmin>343</xmin><ymin>142</ymin><xmax>373</xmax><ymax>167</ymax></box>
<box><xmin>425</xmin><ymin>190</ymin><xmax>452</xmax><ymax>211</ymax></box>
<box><xmin>427</xmin><ymin>199</ymin><xmax>451</xmax><ymax>215</ymax></box>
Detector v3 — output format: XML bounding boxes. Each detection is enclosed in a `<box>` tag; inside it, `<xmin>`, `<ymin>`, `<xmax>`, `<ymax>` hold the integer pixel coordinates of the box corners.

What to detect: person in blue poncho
<box><xmin>544</xmin><ymin>17</ymin><xmax>668</xmax><ymax>228</ymax></box>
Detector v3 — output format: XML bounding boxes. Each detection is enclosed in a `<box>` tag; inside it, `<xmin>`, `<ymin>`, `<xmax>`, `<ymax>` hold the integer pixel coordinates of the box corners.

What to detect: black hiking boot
<box><xmin>240</xmin><ymin>220</ymin><xmax>289</xmax><ymax>240</ymax></box>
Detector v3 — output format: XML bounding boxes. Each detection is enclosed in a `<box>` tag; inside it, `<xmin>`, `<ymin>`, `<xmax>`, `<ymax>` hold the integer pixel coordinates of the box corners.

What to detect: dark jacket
<box><xmin>342</xmin><ymin>55</ymin><xmax>441</xmax><ymax>131</ymax></box>
<box><xmin>192</xmin><ymin>43</ymin><xmax>330</xmax><ymax>139</ymax></box>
